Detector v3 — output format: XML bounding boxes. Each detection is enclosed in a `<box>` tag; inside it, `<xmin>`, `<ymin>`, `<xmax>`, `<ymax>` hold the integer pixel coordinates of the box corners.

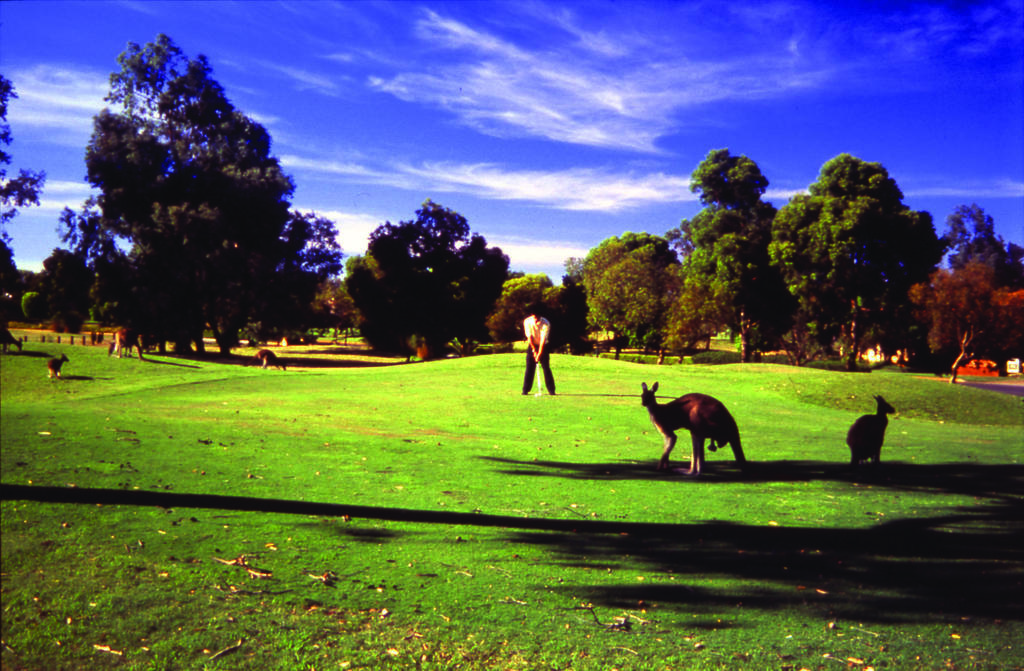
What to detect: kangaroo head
<box><xmin>640</xmin><ymin>382</ymin><xmax>659</xmax><ymax>406</ymax></box>
<box><xmin>874</xmin><ymin>395</ymin><xmax>895</xmax><ymax>415</ymax></box>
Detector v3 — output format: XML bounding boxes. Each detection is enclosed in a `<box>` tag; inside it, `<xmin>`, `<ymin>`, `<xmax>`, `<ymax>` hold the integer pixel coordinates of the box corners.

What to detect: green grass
<box><xmin>2</xmin><ymin>338</ymin><xmax>1023</xmax><ymax>670</ymax></box>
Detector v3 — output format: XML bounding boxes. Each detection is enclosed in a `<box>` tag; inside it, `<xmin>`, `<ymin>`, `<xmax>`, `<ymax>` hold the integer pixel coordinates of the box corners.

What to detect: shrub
<box><xmin>692</xmin><ymin>350</ymin><xmax>742</xmax><ymax>365</ymax></box>
<box><xmin>21</xmin><ymin>291</ymin><xmax>47</xmax><ymax>322</ymax></box>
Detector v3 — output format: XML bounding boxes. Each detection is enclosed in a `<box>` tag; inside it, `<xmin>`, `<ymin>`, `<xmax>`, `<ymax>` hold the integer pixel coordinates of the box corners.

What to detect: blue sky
<box><xmin>2</xmin><ymin>0</ymin><xmax>1022</xmax><ymax>281</ymax></box>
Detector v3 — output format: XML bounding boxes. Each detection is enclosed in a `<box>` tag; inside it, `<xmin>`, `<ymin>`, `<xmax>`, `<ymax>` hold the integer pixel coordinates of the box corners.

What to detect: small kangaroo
<box><xmin>846</xmin><ymin>395</ymin><xmax>896</xmax><ymax>468</ymax></box>
<box><xmin>47</xmin><ymin>354</ymin><xmax>69</xmax><ymax>379</ymax></box>
<box><xmin>1</xmin><ymin>327</ymin><xmax>22</xmax><ymax>353</ymax></box>
<box><xmin>254</xmin><ymin>349</ymin><xmax>286</xmax><ymax>370</ymax></box>
<box><xmin>641</xmin><ymin>382</ymin><xmax>746</xmax><ymax>476</ymax></box>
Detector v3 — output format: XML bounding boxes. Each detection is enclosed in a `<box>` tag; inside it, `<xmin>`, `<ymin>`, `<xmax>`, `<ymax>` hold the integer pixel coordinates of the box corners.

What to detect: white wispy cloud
<box><xmin>283</xmin><ymin>154</ymin><xmax>696</xmax><ymax>212</ymax></box>
<box><xmin>294</xmin><ymin>205</ymin><xmax>589</xmax><ymax>273</ymax></box>
<box><xmin>293</xmin><ymin>207</ymin><xmax>382</xmax><ymax>255</ymax></box>
<box><xmin>32</xmin><ymin>181</ymin><xmax>97</xmax><ymax>214</ymax></box>
<box><xmin>5</xmin><ymin>65</ymin><xmax>108</xmax><ymax>144</ymax></box>
<box><xmin>487</xmin><ymin>235</ymin><xmax>590</xmax><ymax>272</ymax></box>
<box><xmin>903</xmin><ymin>179</ymin><xmax>1024</xmax><ymax>199</ymax></box>
<box><xmin>366</xmin><ymin>7</ymin><xmax>826</xmax><ymax>152</ymax></box>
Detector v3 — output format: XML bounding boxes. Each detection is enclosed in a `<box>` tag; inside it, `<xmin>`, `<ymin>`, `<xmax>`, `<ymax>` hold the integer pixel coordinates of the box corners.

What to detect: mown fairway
<box><xmin>2</xmin><ymin>340</ymin><xmax>1022</xmax><ymax>670</ymax></box>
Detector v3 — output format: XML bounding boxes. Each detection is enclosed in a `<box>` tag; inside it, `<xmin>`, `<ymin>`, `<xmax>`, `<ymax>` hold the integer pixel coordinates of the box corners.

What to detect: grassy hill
<box><xmin>2</xmin><ymin>342</ymin><xmax>1022</xmax><ymax>669</ymax></box>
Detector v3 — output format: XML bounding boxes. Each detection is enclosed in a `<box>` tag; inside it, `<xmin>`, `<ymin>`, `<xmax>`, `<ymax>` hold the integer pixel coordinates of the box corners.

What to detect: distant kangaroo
<box><xmin>108</xmin><ymin>328</ymin><xmax>144</xmax><ymax>359</ymax></box>
<box><xmin>1</xmin><ymin>327</ymin><xmax>22</xmax><ymax>353</ymax></box>
<box><xmin>846</xmin><ymin>395</ymin><xmax>896</xmax><ymax>468</ymax></box>
<box><xmin>254</xmin><ymin>349</ymin><xmax>286</xmax><ymax>370</ymax></box>
<box><xmin>641</xmin><ymin>382</ymin><xmax>746</xmax><ymax>476</ymax></box>
<box><xmin>47</xmin><ymin>354</ymin><xmax>69</xmax><ymax>379</ymax></box>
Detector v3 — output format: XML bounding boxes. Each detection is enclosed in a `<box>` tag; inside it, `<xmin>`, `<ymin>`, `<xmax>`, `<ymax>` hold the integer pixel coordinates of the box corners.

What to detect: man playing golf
<box><xmin>522</xmin><ymin>303</ymin><xmax>556</xmax><ymax>396</ymax></box>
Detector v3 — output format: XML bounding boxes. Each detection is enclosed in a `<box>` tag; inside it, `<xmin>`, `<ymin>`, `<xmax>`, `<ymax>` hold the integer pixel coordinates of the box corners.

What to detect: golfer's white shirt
<box><xmin>524</xmin><ymin>315</ymin><xmax>551</xmax><ymax>350</ymax></box>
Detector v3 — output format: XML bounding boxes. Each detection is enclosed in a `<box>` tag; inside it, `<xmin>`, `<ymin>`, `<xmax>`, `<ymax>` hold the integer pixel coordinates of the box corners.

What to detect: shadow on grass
<box><xmin>503</xmin><ymin>496</ymin><xmax>1024</xmax><ymax>624</ymax></box>
<box><xmin>480</xmin><ymin>456</ymin><xmax>1024</xmax><ymax>498</ymax></box>
<box><xmin>481</xmin><ymin>456</ymin><xmax>1024</xmax><ymax>623</ymax></box>
<box><xmin>4</xmin><ymin>478</ymin><xmax>1020</xmax><ymax>625</ymax></box>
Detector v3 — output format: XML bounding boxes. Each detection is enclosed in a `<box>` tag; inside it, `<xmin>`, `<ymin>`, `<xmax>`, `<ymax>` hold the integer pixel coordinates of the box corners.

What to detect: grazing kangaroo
<box><xmin>1</xmin><ymin>327</ymin><xmax>22</xmax><ymax>353</ymax></box>
<box><xmin>846</xmin><ymin>395</ymin><xmax>896</xmax><ymax>468</ymax></box>
<box><xmin>641</xmin><ymin>382</ymin><xmax>746</xmax><ymax>476</ymax></box>
<box><xmin>47</xmin><ymin>354</ymin><xmax>69</xmax><ymax>379</ymax></box>
<box><xmin>254</xmin><ymin>349</ymin><xmax>286</xmax><ymax>370</ymax></box>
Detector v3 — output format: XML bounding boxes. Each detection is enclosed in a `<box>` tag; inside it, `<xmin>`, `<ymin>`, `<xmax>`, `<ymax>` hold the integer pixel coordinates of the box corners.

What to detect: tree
<box><xmin>582</xmin><ymin>232</ymin><xmax>678</xmax><ymax>358</ymax></box>
<box><xmin>346</xmin><ymin>200</ymin><xmax>509</xmax><ymax>358</ymax></box>
<box><xmin>485</xmin><ymin>272</ymin><xmax>590</xmax><ymax>354</ymax></box>
<box><xmin>487</xmin><ymin>274</ymin><xmax>554</xmax><ymax>345</ymax></box>
<box><xmin>40</xmin><ymin>249</ymin><xmax>93</xmax><ymax>333</ymax></box>
<box><xmin>79</xmin><ymin>35</ymin><xmax>342</xmax><ymax>354</ymax></box>
<box><xmin>1</xmin><ymin>75</ymin><xmax>46</xmax><ymax>235</ymax></box>
<box><xmin>943</xmin><ymin>204</ymin><xmax>1024</xmax><ymax>289</ymax></box>
<box><xmin>910</xmin><ymin>262</ymin><xmax>1024</xmax><ymax>382</ymax></box>
<box><xmin>668</xmin><ymin>149</ymin><xmax>791</xmax><ymax>362</ymax></box>
<box><xmin>1</xmin><ymin>75</ymin><xmax>46</xmax><ymax>322</ymax></box>
<box><xmin>770</xmin><ymin>154</ymin><xmax>944</xmax><ymax>370</ymax></box>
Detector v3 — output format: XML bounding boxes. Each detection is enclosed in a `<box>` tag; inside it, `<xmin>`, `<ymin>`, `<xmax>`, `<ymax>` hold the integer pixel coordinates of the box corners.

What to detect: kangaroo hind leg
<box><xmin>657</xmin><ymin>431</ymin><xmax>676</xmax><ymax>471</ymax></box>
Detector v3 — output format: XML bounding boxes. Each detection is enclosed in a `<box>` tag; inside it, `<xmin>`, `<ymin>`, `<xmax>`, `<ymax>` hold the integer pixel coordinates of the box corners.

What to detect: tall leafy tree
<box><xmin>346</xmin><ymin>200</ymin><xmax>509</xmax><ymax>358</ymax></box>
<box><xmin>40</xmin><ymin>248</ymin><xmax>93</xmax><ymax>333</ymax></box>
<box><xmin>1</xmin><ymin>75</ymin><xmax>46</xmax><ymax>322</ymax></box>
<box><xmin>582</xmin><ymin>232</ymin><xmax>678</xmax><ymax>357</ymax></box>
<box><xmin>668</xmin><ymin>149</ymin><xmax>790</xmax><ymax>362</ymax></box>
<box><xmin>943</xmin><ymin>203</ymin><xmax>1024</xmax><ymax>288</ymax></box>
<box><xmin>486</xmin><ymin>273</ymin><xmax>590</xmax><ymax>354</ymax></box>
<box><xmin>910</xmin><ymin>262</ymin><xmax>1024</xmax><ymax>382</ymax></box>
<box><xmin>80</xmin><ymin>35</ymin><xmax>341</xmax><ymax>354</ymax></box>
<box><xmin>770</xmin><ymin>154</ymin><xmax>943</xmax><ymax>370</ymax></box>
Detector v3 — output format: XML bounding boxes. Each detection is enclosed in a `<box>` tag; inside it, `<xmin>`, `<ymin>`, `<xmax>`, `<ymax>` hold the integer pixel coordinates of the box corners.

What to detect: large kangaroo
<box><xmin>108</xmin><ymin>328</ymin><xmax>144</xmax><ymax>360</ymax></box>
<box><xmin>1</xmin><ymin>327</ymin><xmax>22</xmax><ymax>353</ymax></box>
<box><xmin>846</xmin><ymin>395</ymin><xmax>896</xmax><ymax>468</ymax></box>
<box><xmin>254</xmin><ymin>349</ymin><xmax>286</xmax><ymax>370</ymax></box>
<box><xmin>641</xmin><ymin>382</ymin><xmax>746</xmax><ymax>476</ymax></box>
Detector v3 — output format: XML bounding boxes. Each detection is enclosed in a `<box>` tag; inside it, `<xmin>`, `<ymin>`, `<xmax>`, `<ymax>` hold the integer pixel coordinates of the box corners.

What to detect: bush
<box><xmin>692</xmin><ymin>350</ymin><xmax>742</xmax><ymax>365</ymax></box>
<box><xmin>21</xmin><ymin>291</ymin><xmax>47</xmax><ymax>322</ymax></box>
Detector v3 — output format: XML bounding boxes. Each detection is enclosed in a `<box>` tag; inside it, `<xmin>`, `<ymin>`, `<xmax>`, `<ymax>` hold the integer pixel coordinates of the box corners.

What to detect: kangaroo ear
<box><xmin>652</xmin><ymin>382</ymin><xmax>659</xmax><ymax>393</ymax></box>
<box><xmin>641</xmin><ymin>382</ymin><xmax>648</xmax><ymax>392</ymax></box>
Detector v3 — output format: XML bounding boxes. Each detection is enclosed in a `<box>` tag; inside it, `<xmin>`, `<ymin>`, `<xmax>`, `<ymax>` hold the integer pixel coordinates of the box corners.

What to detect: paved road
<box><xmin>960</xmin><ymin>380</ymin><xmax>1024</xmax><ymax>397</ymax></box>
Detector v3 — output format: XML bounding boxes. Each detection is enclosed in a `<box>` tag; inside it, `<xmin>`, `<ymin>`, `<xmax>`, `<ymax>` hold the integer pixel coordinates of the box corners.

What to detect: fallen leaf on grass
<box><xmin>93</xmin><ymin>644</ymin><xmax>123</xmax><ymax>656</ymax></box>
<box><xmin>209</xmin><ymin>639</ymin><xmax>244</xmax><ymax>660</ymax></box>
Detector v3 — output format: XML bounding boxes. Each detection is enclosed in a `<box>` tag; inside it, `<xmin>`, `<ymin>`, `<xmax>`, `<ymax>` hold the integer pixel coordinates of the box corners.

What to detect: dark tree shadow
<box><xmin>502</xmin><ymin>496</ymin><xmax>1024</xmax><ymax>624</ymax></box>
<box><xmin>479</xmin><ymin>456</ymin><xmax>1024</xmax><ymax>499</ymax></box>
<box><xmin>483</xmin><ymin>457</ymin><xmax>1024</xmax><ymax>624</ymax></box>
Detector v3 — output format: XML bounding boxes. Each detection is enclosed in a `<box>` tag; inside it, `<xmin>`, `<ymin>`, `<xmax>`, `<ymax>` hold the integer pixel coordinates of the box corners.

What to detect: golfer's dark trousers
<box><xmin>523</xmin><ymin>350</ymin><xmax>556</xmax><ymax>394</ymax></box>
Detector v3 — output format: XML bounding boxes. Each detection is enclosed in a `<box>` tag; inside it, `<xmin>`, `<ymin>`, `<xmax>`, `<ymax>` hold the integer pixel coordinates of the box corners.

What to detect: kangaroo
<box><xmin>641</xmin><ymin>382</ymin><xmax>746</xmax><ymax>476</ymax></box>
<box><xmin>846</xmin><ymin>395</ymin><xmax>896</xmax><ymax>468</ymax></box>
<box><xmin>1</xmin><ymin>327</ymin><xmax>22</xmax><ymax>353</ymax></box>
<box><xmin>47</xmin><ymin>354</ymin><xmax>69</xmax><ymax>379</ymax></box>
<box><xmin>108</xmin><ymin>328</ymin><xmax>144</xmax><ymax>359</ymax></box>
<box><xmin>254</xmin><ymin>349</ymin><xmax>286</xmax><ymax>370</ymax></box>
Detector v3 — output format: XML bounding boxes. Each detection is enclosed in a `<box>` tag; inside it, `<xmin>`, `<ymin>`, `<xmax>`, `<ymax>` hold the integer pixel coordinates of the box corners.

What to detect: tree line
<box><xmin>2</xmin><ymin>37</ymin><xmax>1021</xmax><ymax>379</ymax></box>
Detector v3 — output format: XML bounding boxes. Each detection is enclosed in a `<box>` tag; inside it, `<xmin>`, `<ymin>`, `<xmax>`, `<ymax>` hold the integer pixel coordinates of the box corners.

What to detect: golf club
<box><xmin>535</xmin><ymin>364</ymin><xmax>542</xmax><ymax>397</ymax></box>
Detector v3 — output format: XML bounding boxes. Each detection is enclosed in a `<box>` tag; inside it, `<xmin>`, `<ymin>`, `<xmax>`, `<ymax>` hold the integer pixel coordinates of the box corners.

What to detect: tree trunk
<box><xmin>739</xmin><ymin>312</ymin><xmax>752</xmax><ymax>363</ymax></box>
<box><xmin>949</xmin><ymin>327</ymin><xmax>975</xmax><ymax>384</ymax></box>
<box><xmin>844</xmin><ymin>307</ymin><xmax>860</xmax><ymax>372</ymax></box>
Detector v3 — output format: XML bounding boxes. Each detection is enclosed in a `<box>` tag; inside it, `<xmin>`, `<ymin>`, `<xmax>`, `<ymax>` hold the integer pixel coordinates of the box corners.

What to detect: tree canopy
<box><xmin>346</xmin><ymin>200</ymin><xmax>509</xmax><ymax>359</ymax></box>
<box><xmin>770</xmin><ymin>154</ymin><xmax>944</xmax><ymax>370</ymax></box>
<box><xmin>911</xmin><ymin>262</ymin><xmax>1024</xmax><ymax>382</ymax></box>
<box><xmin>1</xmin><ymin>75</ymin><xmax>46</xmax><ymax>322</ymax></box>
<box><xmin>74</xmin><ymin>34</ymin><xmax>342</xmax><ymax>353</ymax></box>
<box><xmin>943</xmin><ymin>203</ymin><xmax>1024</xmax><ymax>289</ymax></box>
<box><xmin>582</xmin><ymin>232</ymin><xmax>678</xmax><ymax>357</ymax></box>
<box><xmin>669</xmin><ymin>149</ymin><xmax>790</xmax><ymax>361</ymax></box>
